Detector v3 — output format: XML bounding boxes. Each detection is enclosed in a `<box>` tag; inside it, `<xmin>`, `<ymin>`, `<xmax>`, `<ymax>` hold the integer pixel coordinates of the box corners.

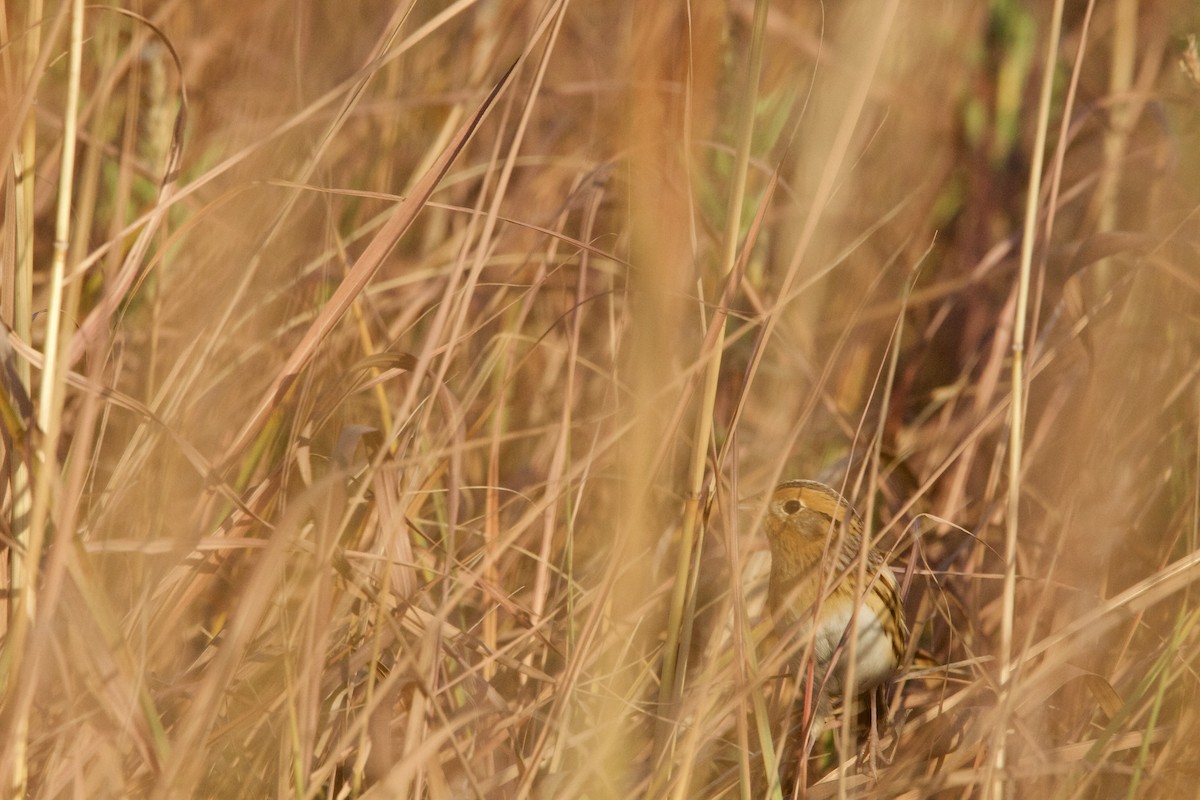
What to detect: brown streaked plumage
<box><xmin>763</xmin><ymin>479</ymin><xmax>908</xmax><ymax>706</ymax></box>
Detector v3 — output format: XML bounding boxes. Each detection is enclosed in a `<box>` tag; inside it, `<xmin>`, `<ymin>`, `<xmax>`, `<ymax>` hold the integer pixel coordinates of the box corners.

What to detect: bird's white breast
<box><xmin>810</xmin><ymin>598</ymin><xmax>897</xmax><ymax>697</ymax></box>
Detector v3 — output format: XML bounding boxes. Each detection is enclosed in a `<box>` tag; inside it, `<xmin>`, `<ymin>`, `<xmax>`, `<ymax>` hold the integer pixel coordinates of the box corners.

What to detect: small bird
<box><xmin>762</xmin><ymin>479</ymin><xmax>908</xmax><ymax>719</ymax></box>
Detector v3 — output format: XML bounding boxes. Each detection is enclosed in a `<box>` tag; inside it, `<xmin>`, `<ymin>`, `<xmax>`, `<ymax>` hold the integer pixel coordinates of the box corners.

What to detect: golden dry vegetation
<box><xmin>2</xmin><ymin>1</ymin><xmax>1200</xmax><ymax>797</ymax></box>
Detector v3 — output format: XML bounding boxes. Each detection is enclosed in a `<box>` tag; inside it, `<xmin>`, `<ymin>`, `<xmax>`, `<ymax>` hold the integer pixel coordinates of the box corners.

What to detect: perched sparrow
<box><xmin>762</xmin><ymin>480</ymin><xmax>908</xmax><ymax>711</ymax></box>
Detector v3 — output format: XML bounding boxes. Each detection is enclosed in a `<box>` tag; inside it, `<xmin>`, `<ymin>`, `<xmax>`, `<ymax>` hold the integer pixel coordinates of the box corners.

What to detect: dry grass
<box><xmin>2</xmin><ymin>1</ymin><xmax>1200</xmax><ymax>797</ymax></box>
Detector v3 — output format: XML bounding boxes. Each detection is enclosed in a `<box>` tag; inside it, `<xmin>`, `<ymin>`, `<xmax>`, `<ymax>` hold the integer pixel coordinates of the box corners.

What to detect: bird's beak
<box><xmin>738</xmin><ymin>490</ymin><xmax>767</xmax><ymax>511</ymax></box>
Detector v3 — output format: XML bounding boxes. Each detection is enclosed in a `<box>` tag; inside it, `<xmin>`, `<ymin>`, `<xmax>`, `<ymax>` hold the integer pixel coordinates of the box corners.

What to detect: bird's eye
<box><xmin>782</xmin><ymin>499</ymin><xmax>802</xmax><ymax>515</ymax></box>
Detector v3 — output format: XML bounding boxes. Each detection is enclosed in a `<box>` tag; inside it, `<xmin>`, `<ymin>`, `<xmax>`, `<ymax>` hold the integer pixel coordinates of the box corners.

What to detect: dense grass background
<box><xmin>3</xmin><ymin>1</ymin><xmax>1200</xmax><ymax>797</ymax></box>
